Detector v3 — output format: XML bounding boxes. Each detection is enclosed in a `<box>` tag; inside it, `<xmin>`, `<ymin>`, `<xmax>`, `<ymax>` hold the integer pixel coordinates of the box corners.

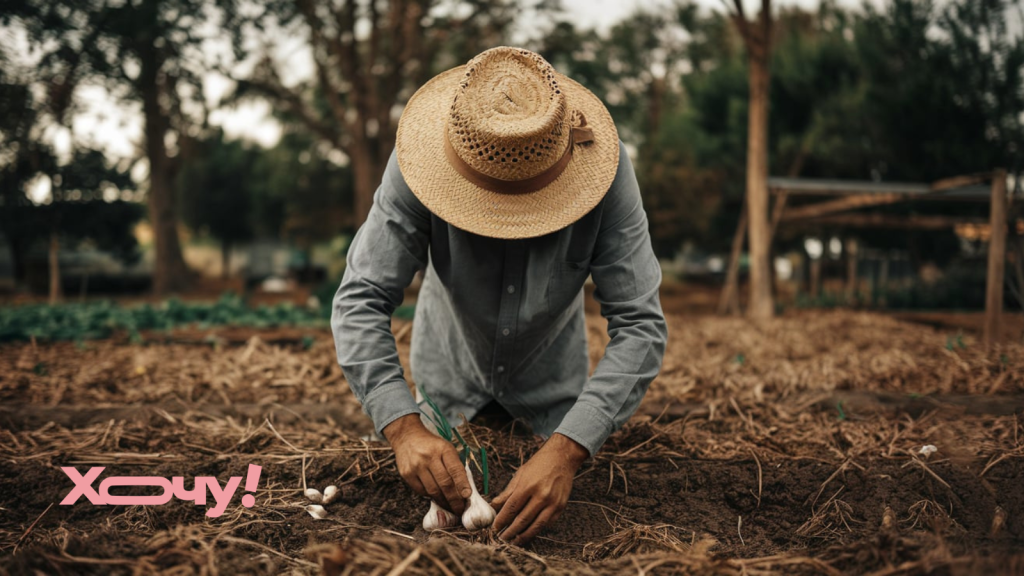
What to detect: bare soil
<box><xmin>1</xmin><ymin>307</ymin><xmax>1023</xmax><ymax>575</ymax></box>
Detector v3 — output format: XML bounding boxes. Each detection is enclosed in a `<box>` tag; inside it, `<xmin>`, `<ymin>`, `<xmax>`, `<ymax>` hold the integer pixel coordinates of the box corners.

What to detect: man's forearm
<box><xmin>382</xmin><ymin>413</ymin><xmax>427</xmax><ymax>445</ymax></box>
<box><xmin>547</xmin><ymin>433</ymin><xmax>590</xmax><ymax>469</ymax></box>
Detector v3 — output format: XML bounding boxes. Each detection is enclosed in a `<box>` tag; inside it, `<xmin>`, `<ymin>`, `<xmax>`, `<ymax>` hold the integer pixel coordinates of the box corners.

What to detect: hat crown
<box><xmin>447</xmin><ymin>47</ymin><xmax>571</xmax><ymax>181</ymax></box>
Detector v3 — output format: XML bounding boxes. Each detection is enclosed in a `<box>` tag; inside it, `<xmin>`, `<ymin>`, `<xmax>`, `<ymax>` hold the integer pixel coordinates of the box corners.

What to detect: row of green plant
<box><xmin>0</xmin><ymin>294</ymin><xmax>329</xmax><ymax>343</ymax></box>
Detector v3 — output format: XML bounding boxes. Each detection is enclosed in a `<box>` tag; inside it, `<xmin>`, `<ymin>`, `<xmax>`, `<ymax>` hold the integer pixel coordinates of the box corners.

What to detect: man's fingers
<box><xmin>512</xmin><ymin>507</ymin><xmax>557</xmax><ymax>546</ymax></box>
<box><xmin>417</xmin><ymin>472</ymin><xmax>445</xmax><ymax>509</ymax></box>
<box><xmin>405</xmin><ymin>474</ymin><xmax>428</xmax><ymax>498</ymax></box>
<box><xmin>442</xmin><ymin>451</ymin><xmax>473</xmax><ymax>500</ymax></box>
<box><xmin>491</xmin><ymin>489</ymin><xmax>508</xmax><ymax>511</ymax></box>
<box><xmin>429</xmin><ymin>461</ymin><xmax>466</xmax><ymax>516</ymax></box>
<box><xmin>499</xmin><ymin>497</ymin><xmax>543</xmax><ymax>543</ymax></box>
<box><xmin>492</xmin><ymin>488</ymin><xmax>527</xmax><ymax>533</ymax></box>
<box><xmin>491</xmin><ymin>475</ymin><xmax>519</xmax><ymax>511</ymax></box>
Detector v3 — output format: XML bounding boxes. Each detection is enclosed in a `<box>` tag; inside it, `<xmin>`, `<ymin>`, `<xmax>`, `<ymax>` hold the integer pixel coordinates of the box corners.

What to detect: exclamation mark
<box><xmin>241</xmin><ymin>464</ymin><xmax>262</xmax><ymax>508</ymax></box>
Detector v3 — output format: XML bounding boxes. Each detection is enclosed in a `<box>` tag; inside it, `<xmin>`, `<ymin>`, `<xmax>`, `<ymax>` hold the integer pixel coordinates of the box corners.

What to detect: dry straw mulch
<box><xmin>1</xmin><ymin>310</ymin><xmax>1023</xmax><ymax>575</ymax></box>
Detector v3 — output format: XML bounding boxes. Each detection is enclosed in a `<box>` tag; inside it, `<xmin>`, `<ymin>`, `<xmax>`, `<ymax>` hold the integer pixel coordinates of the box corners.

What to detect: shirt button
<box><xmin>502</xmin><ymin>328</ymin><xmax>510</xmax><ymax>336</ymax></box>
<box><xmin>496</xmin><ymin>365</ymin><xmax>505</xmax><ymax>373</ymax></box>
<box><xmin>507</xmin><ymin>285</ymin><xmax>515</xmax><ymax>294</ymax></box>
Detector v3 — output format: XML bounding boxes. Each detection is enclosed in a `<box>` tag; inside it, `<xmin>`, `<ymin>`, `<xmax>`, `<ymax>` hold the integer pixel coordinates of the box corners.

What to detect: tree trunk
<box><xmin>745</xmin><ymin>52</ymin><xmax>773</xmax><ymax>320</ymax></box>
<box><xmin>351</xmin><ymin>144</ymin><xmax>383</xmax><ymax>227</ymax></box>
<box><xmin>139</xmin><ymin>42</ymin><xmax>190</xmax><ymax>295</ymax></box>
<box><xmin>48</xmin><ymin>230</ymin><xmax>61</xmax><ymax>304</ymax></box>
<box><xmin>644</xmin><ymin>77</ymin><xmax>665</xmax><ymax>158</ymax></box>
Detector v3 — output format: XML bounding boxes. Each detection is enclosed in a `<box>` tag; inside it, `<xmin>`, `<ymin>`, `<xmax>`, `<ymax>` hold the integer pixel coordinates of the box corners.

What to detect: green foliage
<box><xmin>883</xmin><ymin>265</ymin><xmax>990</xmax><ymax>310</ymax></box>
<box><xmin>419</xmin><ymin>385</ymin><xmax>459</xmax><ymax>444</ymax></box>
<box><xmin>393</xmin><ymin>305</ymin><xmax>417</xmax><ymax>321</ymax></box>
<box><xmin>301</xmin><ymin>335</ymin><xmax>316</xmax><ymax>350</ymax></box>
<box><xmin>418</xmin><ymin>384</ymin><xmax>489</xmax><ymax>490</ymax></box>
<box><xmin>177</xmin><ymin>133</ymin><xmax>260</xmax><ymax>249</ymax></box>
<box><xmin>540</xmin><ymin>0</ymin><xmax>1024</xmax><ymax>257</ymax></box>
<box><xmin>0</xmin><ymin>294</ymin><xmax>327</xmax><ymax>343</ymax></box>
<box><xmin>480</xmin><ymin>446</ymin><xmax>489</xmax><ymax>495</ymax></box>
<box><xmin>1</xmin><ymin>146</ymin><xmax>144</xmax><ymax>280</ymax></box>
<box><xmin>854</xmin><ymin>0</ymin><xmax>1023</xmax><ymax>182</ymax></box>
<box><xmin>258</xmin><ymin>132</ymin><xmax>354</xmax><ymax>243</ymax></box>
<box><xmin>793</xmin><ymin>291</ymin><xmax>853</xmax><ymax>309</ymax></box>
<box><xmin>6</xmin><ymin>0</ymin><xmax>1022</xmax><ymax>267</ymax></box>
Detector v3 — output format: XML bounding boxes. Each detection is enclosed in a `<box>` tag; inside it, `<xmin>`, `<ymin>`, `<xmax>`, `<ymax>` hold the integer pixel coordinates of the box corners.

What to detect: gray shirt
<box><xmin>331</xmin><ymin>142</ymin><xmax>667</xmax><ymax>455</ymax></box>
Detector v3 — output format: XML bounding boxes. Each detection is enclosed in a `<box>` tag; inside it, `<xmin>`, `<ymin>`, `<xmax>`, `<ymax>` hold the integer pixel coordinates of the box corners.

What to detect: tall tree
<box><xmin>177</xmin><ymin>133</ymin><xmax>259</xmax><ymax>279</ymax></box>
<box><xmin>0</xmin><ymin>46</ymin><xmax>48</xmax><ymax>287</ymax></box>
<box><xmin>854</xmin><ymin>0</ymin><xmax>1023</xmax><ymax>181</ymax></box>
<box><xmin>726</xmin><ymin>0</ymin><xmax>774</xmax><ymax>320</ymax></box>
<box><xmin>236</xmin><ymin>0</ymin><xmax>545</xmax><ymax>227</ymax></box>
<box><xmin>11</xmin><ymin>0</ymin><xmax>240</xmax><ymax>294</ymax></box>
<box><xmin>0</xmin><ymin>24</ymin><xmax>141</xmax><ymax>297</ymax></box>
<box><xmin>259</xmin><ymin>131</ymin><xmax>353</xmax><ymax>256</ymax></box>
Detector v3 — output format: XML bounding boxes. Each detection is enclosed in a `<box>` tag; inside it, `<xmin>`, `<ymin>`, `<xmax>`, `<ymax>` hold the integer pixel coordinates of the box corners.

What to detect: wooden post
<box><xmin>48</xmin><ymin>230</ymin><xmax>61</xmax><ymax>305</ymax></box>
<box><xmin>718</xmin><ymin>204</ymin><xmax>748</xmax><ymax>316</ymax></box>
<box><xmin>726</xmin><ymin>0</ymin><xmax>774</xmax><ymax>321</ymax></box>
<box><xmin>810</xmin><ymin>258</ymin><xmax>822</xmax><ymax>299</ymax></box>
<box><xmin>845</xmin><ymin>238</ymin><xmax>859</xmax><ymax>303</ymax></box>
<box><xmin>745</xmin><ymin>48</ymin><xmax>774</xmax><ymax>320</ymax></box>
<box><xmin>984</xmin><ymin>169</ymin><xmax>1008</xmax><ymax>347</ymax></box>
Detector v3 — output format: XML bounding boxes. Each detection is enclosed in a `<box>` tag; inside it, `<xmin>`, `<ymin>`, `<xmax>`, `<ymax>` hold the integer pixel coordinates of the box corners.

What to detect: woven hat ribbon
<box><xmin>443</xmin><ymin>113</ymin><xmax>594</xmax><ymax>195</ymax></box>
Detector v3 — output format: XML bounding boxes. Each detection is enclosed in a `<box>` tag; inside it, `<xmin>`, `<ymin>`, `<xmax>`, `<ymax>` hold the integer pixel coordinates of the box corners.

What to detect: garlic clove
<box><xmin>306</xmin><ymin>504</ymin><xmax>329</xmax><ymax>519</ymax></box>
<box><xmin>461</xmin><ymin>461</ymin><xmax>496</xmax><ymax>531</ymax></box>
<box><xmin>422</xmin><ymin>500</ymin><xmax>460</xmax><ymax>531</ymax></box>
<box><xmin>304</xmin><ymin>488</ymin><xmax>324</xmax><ymax>503</ymax></box>
<box><xmin>322</xmin><ymin>485</ymin><xmax>339</xmax><ymax>504</ymax></box>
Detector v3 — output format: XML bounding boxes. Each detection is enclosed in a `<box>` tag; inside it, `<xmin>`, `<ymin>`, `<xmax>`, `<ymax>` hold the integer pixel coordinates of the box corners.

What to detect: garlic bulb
<box><xmin>322</xmin><ymin>485</ymin><xmax>339</xmax><ymax>504</ymax></box>
<box><xmin>306</xmin><ymin>504</ymin><xmax>328</xmax><ymax>519</ymax></box>
<box><xmin>304</xmin><ymin>488</ymin><xmax>324</xmax><ymax>503</ymax></box>
<box><xmin>422</xmin><ymin>499</ymin><xmax>460</xmax><ymax>531</ymax></box>
<box><xmin>462</xmin><ymin>461</ymin><xmax>495</xmax><ymax>531</ymax></box>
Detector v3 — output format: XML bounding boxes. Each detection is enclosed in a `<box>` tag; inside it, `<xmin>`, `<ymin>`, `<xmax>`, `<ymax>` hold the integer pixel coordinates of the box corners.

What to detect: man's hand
<box><xmin>491</xmin><ymin>433</ymin><xmax>589</xmax><ymax>545</ymax></box>
<box><xmin>383</xmin><ymin>413</ymin><xmax>472</xmax><ymax>515</ymax></box>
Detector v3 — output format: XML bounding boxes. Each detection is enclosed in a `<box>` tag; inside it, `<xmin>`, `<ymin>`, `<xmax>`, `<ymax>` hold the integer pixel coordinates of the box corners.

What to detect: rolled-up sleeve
<box><xmin>332</xmin><ymin>150</ymin><xmax>430</xmax><ymax>434</ymax></box>
<box><xmin>553</xmin><ymin>143</ymin><xmax>668</xmax><ymax>455</ymax></box>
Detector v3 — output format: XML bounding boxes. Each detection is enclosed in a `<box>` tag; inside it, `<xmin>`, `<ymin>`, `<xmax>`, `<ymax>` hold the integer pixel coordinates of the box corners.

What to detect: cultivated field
<box><xmin>1</xmin><ymin>307</ymin><xmax>1023</xmax><ymax>574</ymax></box>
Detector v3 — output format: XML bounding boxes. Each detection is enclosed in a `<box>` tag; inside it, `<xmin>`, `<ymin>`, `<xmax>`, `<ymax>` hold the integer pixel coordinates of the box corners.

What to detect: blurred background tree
<box><xmin>0</xmin><ymin>39</ymin><xmax>142</xmax><ymax>303</ymax></box>
<box><xmin>10</xmin><ymin>0</ymin><xmax>244</xmax><ymax>294</ymax></box>
<box><xmin>1</xmin><ymin>0</ymin><xmax>1020</xmax><ymax>307</ymax></box>
<box><xmin>537</xmin><ymin>0</ymin><xmax>1021</xmax><ymax>262</ymax></box>
<box><xmin>230</xmin><ymin>0</ymin><xmax>558</xmax><ymax>228</ymax></box>
<box><xmin>177</xmin><ymin>132</ymin><xmax>260</xmax><ymax>279</ymax></box>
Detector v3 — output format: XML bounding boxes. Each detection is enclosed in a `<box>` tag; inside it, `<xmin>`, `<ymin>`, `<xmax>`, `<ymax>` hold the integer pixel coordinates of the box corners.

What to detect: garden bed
<box><xmin>1</xmin><ymin>310</ymin><xmax>1022</xmax><ymax>574</ymax></box>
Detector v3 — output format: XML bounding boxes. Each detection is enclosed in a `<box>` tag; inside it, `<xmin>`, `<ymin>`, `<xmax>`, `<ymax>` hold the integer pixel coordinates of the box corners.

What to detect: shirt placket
<box><xmin>490</xmin><ymin>240</ymin><xmax>524</xmax><ymax>398</ymax></box>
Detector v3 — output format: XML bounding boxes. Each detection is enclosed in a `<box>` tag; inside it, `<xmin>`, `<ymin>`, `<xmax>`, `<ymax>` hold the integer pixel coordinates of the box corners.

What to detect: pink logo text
<box><xmin>60</xmin><ymin>464</ymin><xmax>262</xmax><ymax>518</ymax></box>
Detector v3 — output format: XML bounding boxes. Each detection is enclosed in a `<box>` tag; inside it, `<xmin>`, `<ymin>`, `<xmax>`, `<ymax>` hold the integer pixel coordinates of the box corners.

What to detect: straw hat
<box><xmin>396</xmin><ymin>47</ymin><xmax>619</xmax><ymax>239</ymax></box>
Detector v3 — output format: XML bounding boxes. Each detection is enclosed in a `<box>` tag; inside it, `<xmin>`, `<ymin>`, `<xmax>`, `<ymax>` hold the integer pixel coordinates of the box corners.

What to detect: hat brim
<box><xmin>396</xmin><ymin>66</ymin><xmax>620</xmax><ymax>239</ymax></box>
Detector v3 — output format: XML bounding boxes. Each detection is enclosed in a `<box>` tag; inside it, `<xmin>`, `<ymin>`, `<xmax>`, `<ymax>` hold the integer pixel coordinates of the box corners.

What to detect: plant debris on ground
<box><xmin>0</xmin><ymin>309</ymin><xmax>1022</xmax><ymax>574</ymax></box>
